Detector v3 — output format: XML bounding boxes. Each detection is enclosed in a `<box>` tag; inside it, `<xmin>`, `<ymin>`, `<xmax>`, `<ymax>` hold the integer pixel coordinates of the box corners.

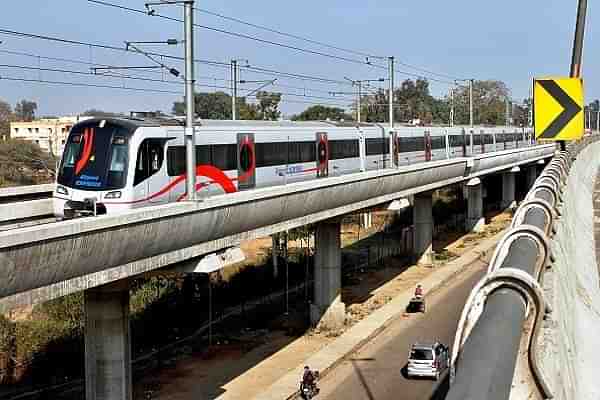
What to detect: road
<box><xmin>316</xmin><ymin>259</ymin><xmax>487</xmax><ymax>400</ymax></box>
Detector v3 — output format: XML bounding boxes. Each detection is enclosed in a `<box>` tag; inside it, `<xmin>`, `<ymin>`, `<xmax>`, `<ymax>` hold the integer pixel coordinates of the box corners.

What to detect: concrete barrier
<box><xmin>540</xmin><ymin>140</ymin><xmax>600</xmax><ymax>399</ymax></box>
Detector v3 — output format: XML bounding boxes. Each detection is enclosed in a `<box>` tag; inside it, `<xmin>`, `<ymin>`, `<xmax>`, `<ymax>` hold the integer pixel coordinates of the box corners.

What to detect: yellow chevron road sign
<box><xmin>533</xmin><ymin>77</ymin><xmax>584</xmax><ymax>140</ymax></box>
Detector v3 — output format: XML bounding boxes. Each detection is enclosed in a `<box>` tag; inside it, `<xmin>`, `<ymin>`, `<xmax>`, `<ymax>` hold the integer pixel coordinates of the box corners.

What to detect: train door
<box><xmin>424</xmin><ymin>131</ymin><xmax>432</xmax><ymax>161</ymax></box>
<box><xmin>133</xmin><ymin>138</ymin><xmax>167</xmax><ymax>205</ymax></box>
<box><xmin>391</xmin><ymin>131</ymin><xmax>400</xmax><ymax>167</ymax></box>
<box><xmin>480</xmin><ymin>130</ymin><xmax>485</xmax><ymax>153</ymax></box>
<box><xmin>237</xmin><ymin>133</ymin><xmax>255</xmax><ymax>190</ymax></box>
<box><xmin>316</xmin><ymin>132</ymin><xmax>329</xmax><ymax>178</ymax></box>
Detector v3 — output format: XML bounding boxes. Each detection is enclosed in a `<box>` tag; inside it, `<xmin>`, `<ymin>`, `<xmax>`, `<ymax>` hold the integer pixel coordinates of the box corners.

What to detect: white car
<box><xmin>406</xmin><ymin>342</ymin><xmax>449</xmax><ymax>381</ymax></box>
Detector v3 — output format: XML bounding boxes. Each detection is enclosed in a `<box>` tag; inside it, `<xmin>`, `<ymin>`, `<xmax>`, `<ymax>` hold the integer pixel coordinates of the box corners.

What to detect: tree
<box><xmin>0</xmin><ymin>100</ymin><xmax>13</xmax><ymax>140</ymax></box>
<box><xmin>172</xmin><ymin>91</ymin><xmax>282</xmax><ymax>120</ymax></box>
<box><xmin>14</xmin><ymin>100</ymin><xmax>37</xmax><ymax>122</ymax></box>
<box><xmin>292</xmin><ymin>105</ymin><xmax>352</xmax><ymax>121</ymax></box>
<box><xmin>255</xmin><ymin>91</ymin><xmax>282</xmax><ymax>120</ymax></box>
<box><xmin>452</xmin><ymin>80</ymin><xmax>510</xmax><ymax>125</ymax></box>
<box><xmin>362</xmin><ymin>78</ymin><xmax>447</xmax><ymax>124</ymax></box>
<box><xmin>0</xmin><ymin>139</ymin><xmax>57</xmax><ymax>186</ymax></box>
<box><xmin>511</xmin><ymin>98</ymin><xmax>531</xmax><ymax>127</ymax></box>
<box><xmin>173</xmin><ymin>92</ymin><xmax>232</xmax><ymax>119</ymax></box>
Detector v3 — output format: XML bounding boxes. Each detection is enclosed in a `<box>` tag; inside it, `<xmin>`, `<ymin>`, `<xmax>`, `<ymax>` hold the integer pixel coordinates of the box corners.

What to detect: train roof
<box><xmin>72</xmin><ymin>116</ymin><xmax>382</xmax><ymax>129</ymax></box>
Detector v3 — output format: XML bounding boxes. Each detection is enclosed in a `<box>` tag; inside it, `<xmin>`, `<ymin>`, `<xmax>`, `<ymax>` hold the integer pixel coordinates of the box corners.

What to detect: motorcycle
<box><xmin>300</xmin><ymin>371</ymin><xmax>320</xmax><ymax>399</ymax></box>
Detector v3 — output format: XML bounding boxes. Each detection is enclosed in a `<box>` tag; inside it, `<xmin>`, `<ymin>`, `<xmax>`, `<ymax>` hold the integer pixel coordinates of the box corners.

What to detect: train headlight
<box><xmin>56</xmin><ymin>185</ymin><xmax>69</xmax><ymax>196</ymax></box>
<box><xmin>104</xmin><ymin>191</ymin><xmax>122</xmax><ymax>199</ymax></box>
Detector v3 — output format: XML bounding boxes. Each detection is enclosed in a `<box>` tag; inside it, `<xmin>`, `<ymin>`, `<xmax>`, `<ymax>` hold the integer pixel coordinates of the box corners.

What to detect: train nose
<box><xmin>63</xmin><ymin>197</ymin><xmax>107</xmax><ymax>218</ymax></box>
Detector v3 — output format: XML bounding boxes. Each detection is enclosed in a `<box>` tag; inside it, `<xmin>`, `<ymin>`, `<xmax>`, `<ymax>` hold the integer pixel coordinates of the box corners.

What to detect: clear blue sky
<box><xmin>0</xmin><ymin>0</ymin><xmax>597</xmax><ymax>118</ymax></box>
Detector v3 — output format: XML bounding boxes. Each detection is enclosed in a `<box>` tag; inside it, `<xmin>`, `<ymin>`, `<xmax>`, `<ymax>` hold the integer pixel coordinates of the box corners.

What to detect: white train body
<box><xmin>53</xmin><ymin>118</ymin><xmax>533</xmax><ymax>218</ymax></box>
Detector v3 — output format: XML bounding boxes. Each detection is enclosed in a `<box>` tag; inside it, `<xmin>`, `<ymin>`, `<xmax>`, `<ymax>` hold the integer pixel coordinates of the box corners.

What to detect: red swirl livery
<box><xmin>53</xmin><ymin>117</ymin><xmax>533</xmax><ymax>218</ymax></box>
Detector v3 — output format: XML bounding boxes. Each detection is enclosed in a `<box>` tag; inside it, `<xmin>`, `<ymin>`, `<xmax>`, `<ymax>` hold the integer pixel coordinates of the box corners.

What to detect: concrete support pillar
<box><xmin>310</xmin><ymin>220</ymin><xmax>345</xmax><ymax>330</ymax></box>
<box><xmin>361</xmin><ymin>212</ymin><xmax>372</xmax><ymax>229</ymax></box>
<box><xmin>85</xmin><ymin>280</ymin><xmax>132</xmax><ymax>400</ymax></box>
<box><xmin>501</xmin><ymin>167</ymin><xmax>519</xmax><ymax>210</ymax></box>
<box><xmin>525</xmin><ymin>166</ymin><xmax>537</xmax><ymax>190</ymax></box>
<box><xmin>465</xmin><ymin>178</ymin><xmax>485</xmax><ymax>232</ymax></box>
<box><xmin>413</xmin><ymin>192</ymin><xmax>434</xmax><ymax>266</ymax></box>
<box><xmin>272</xmin><ymin>234</ymin><xmax>279</xmax><ymax>279</ymax></box>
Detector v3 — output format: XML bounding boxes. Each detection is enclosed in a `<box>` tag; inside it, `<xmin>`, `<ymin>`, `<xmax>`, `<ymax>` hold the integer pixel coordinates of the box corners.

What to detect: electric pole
<box><xmin>388</xmin><ymin>56</ymin><xmax>394</xmax><ymax>168</ymax></box>
<box><xmin>570</xmin><ymin>0</ymin><xmax>587</xmax><ymax>78</ymax></box>
<box><xmin>144</xmin><ymin>0</ymin><xmax>196</xmax><ymax>200</ymax></box>
<box><xmin>450</xmin><ymin>87</ymin><xmax>454</xmax><ymax>127</ymax></box>
<box><xmin>184</xmin><ymin>0</ymin><xmax>196</xmax><ymax>200</ymax></box>
<box><xmin>388</xmin><ymin>56</ymin><xmax>394</xmax><ymax>128</ymax></box>
<box><xmin>231</xmin><ymin>59</ymin><xmax>238</xmax><ymax>120</ymax></box>
<box><xmin>469</xmin><ymin>79</ymin><xmax>474</xmax><ymax>127</ymax></box>
<box><xmin>564</xmin><ymin>0</ymin><xmax>587</xmax><ymax>149</ymax></box>
<box><xmin>357</xmin><ymin>80</ymin><xmax>362</xmax><ymax>123</ymax></box>
<box><xmin>505</xmin><ymin>98</ymin><xmax>510</xmax><ymax>126</ymax></box>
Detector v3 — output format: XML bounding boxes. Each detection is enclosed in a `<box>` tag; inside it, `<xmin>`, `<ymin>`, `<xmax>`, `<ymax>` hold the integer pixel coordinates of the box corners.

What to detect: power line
<box><xmin>0</xmin><ymin>63</ymin><xmax>355</xmax><ymax>102</ymax></box>
<box><xmin>193</xmin><ymin>7</ymin><xmax>377</xmax><ymax>59</ymax></box>
<box><xmin>0</xmin><ymin>28</ymin><xmax>358</xmax><ymax>87</ymax></box>
<box><xmin>1</xmin><ymin>48</ymin><xmax>353</xmax><ymax>97</ymax></box>
<box><xmin>0</xmin><ymin>75</ymin><xmax>351</xmax><ymax>108</ymax></box>
<box><xmin>193</xmin><ymin>6</ymin><xmax>465</xmax><ymax>81</ymax></box>
<box><xmin>89</xmin><ymin>0</ymin><xmax>461</xmax><ymax>84</ymax></box>
<box><xmin>87</xmin><ymin>0</ymin><xmax>388</xmax><ymax>69</ymax></box>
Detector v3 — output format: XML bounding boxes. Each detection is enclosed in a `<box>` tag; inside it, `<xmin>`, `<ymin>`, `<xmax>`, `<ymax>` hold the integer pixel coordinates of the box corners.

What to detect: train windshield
<box><xmin>57</xmin><ymin>122</ymin><xmax>131</xmax><ymax>190</ymax></box>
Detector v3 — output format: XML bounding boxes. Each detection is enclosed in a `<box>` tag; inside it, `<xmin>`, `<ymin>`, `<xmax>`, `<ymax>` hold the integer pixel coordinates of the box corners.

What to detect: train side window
<box><xmin>212</xmin><ymin>144</ymin><xmax>237</xmax><ymax>170</ymax></box>
<box><xmin>167</xmin><ymin>146</ymin><xmax>185</xmax><ymax>176</ymax></box>
<box><xmin>330</xmin><ymin>139</ymin><xmax>359</xmax><ymax>159</ymax></box>
<box><xmin>134</xmin><ymin>139</ymin><xmax>164</xmax><ymax>186</ymax></box>
<box><xmin>255</xmin><ymin>142</ymin><xmax>288</xmax><ymax>167</ymax></box>
<box><xmin>366</xmin><ymin>138</ymin><xmax>386</xmax><ymax>155</ymax></box>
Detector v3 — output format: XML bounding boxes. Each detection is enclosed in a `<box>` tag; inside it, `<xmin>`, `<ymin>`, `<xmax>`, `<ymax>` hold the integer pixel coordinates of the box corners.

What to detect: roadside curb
<box><xmin>252</xmin><ymin>229</ymin><xmax>505</xmax><ymax>400</ymax></box>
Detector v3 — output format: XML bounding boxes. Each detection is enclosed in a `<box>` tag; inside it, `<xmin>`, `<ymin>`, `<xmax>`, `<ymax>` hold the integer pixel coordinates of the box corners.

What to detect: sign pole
<box><xmin>565</xmin><ymin>0</ymin><xmax>587</xmax><ymax>150</ymax></box>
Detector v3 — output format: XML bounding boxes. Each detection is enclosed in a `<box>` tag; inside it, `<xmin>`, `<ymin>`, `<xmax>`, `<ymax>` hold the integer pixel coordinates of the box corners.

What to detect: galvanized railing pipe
<box><xmin>448</xmin><ymin>136</ymin><xmax>598</xmax><ymax>400</ymax></box>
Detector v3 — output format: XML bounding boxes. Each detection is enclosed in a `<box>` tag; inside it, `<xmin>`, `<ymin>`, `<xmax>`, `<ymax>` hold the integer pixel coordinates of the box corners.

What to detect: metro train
<box><xmin>53</xmin><ymin>116</ymin><xmax>533</xmax><ymax>218</ymax></box>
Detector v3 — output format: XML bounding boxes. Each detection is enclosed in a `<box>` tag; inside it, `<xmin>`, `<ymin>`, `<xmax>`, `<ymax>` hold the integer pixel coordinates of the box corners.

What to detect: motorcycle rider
<box><xmin>414</xmin><ymin>284</ymin><xmax>423</xmax><ymax>298</ymax></box>
<box><xmin>301</xmin><ymin>366</ymin><xmax>316</xmax><ymax>395</ymax></box>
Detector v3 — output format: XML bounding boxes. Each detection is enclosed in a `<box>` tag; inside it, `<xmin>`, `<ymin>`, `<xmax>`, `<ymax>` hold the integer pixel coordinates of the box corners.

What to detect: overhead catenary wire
<box><xmin>87</xmin><ymin>0</ymin><xmax>386</xmax><ymax>68</ymax></box>
<box><xmin>0</xmin><ymin>75</ymin><xmax>352</xmax><ymax>108</ymax></box>
<box><xmin>0</xmin><ymin>63</ymin><xmax>355</xmax><ymax>103</ymax></box>
<box><xmin>192</xmin><ymin>5</ymin><xmax>465</xmax><ymax>81</ymax></box>
<box><xmin>1</xmin><ymin>49</ymin><xmax>358</xmax><ymax>97</ymax></box>
<box><xmin>0</xmin><ymin>28</ymin><xmax>359</xmax><ymax>87</ymax></box>
<box><xmin>85</xmin><ymin>0</ymin><xmax>457</xmax><ymax>84</ymax></box>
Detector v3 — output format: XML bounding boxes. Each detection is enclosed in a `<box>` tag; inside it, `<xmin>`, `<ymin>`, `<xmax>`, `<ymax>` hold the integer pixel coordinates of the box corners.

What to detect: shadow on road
<box><xmin>351</xmin><ymin>359</ymin><xmax>376</xmax><ymax>400</ymax></box>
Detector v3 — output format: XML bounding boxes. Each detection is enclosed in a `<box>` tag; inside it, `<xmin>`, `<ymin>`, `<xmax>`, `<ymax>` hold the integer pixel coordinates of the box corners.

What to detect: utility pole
<box><xmin>505</xmin><ymin>98</ymin><xmax>510</xmax><ymax>126</ymax></box>
<box><xmin>183</xmin><ymin>1</ymin><xmax>197</xmax><ymax>200</ymax></box>
<box><xmin>570</xmin><ymin>0</ymin><xmax>587</xmax><ymax>78</ymax></box>
<box><xmin>388</xmin><ymin>56</ymin><xmax>394</xmax><ymax>128</ymax></box>
<box><xmin>596</xmin><ymin>110</ymin><xmax>599</xmax><ymax>133</ymax></box>
<box><xmin>469</xmin><ymin>79</ymin><xmax>474</xmax><ymax>127</ymax></box>
<box><xmin>450</xmin><ymin>87</ymin><xmax>455</xmax><ymax>127</ymax></box>
<box><xmin>145</xmin><ymin>0</ymin><xmax>196</xmax><ymax>200</ymax></box>
<box><xmin>388</xmin><ymin>56</ymin><xmax>394</xmax><ymax>168</ymax></box>
<box><xmin>231</xmin><ymin>59</ymin><xmax>238</xmax><ymax>120</ymax></box>
<box><xmin>357</xmin><ymin>80</ymin><xmax>362</xmax><ymax>123</ymax></box>
<box><xmin>565</xmin><ymin>0</ymin><xmax>587</xmax><ymax>149</ymax></box>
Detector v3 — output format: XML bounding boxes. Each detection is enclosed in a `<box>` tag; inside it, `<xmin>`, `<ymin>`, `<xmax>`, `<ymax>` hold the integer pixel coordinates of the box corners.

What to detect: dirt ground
<box><xmin>134</xmin><ymin>211</ymin><xmax>512</xmax><ymax>400</ymax></box>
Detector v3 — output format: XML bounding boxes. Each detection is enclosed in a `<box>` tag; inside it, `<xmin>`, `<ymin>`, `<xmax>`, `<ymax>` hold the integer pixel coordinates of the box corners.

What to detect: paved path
<box><xmin>317</xmin><ymin>259</ymin><xmax>486</xmax><ymax>400</ymax></box>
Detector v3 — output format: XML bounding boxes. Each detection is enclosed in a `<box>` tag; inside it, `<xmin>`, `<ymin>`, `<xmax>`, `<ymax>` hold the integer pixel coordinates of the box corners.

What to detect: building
<box><xmin>10</xmin><ymin>116</ymin><xmax>91</xmax><ymax>157</ymax></box>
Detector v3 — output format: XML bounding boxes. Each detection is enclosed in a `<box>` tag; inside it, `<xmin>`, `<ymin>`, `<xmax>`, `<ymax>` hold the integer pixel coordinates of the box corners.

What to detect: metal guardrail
<box><xmin>0</xmin><ymin>184</ymin><xmax>55</xmax><ymax>230</ymax></box>
<box><xmin>447</xmin><ymin>136</ymin><xmax>598</xmax><ymax>400</ymax></box>
<box><xmin>0</xmin><ymin>184</ymin><xmax>54</xmax><ymax>204</ymax></box>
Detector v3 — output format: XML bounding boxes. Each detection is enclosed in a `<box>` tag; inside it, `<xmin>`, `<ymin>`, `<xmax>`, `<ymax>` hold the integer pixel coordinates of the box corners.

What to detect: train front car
<box><xmin>54</xmin><ymin>118</ymin><xmax>137</xmax><ymax>218</ymax></box>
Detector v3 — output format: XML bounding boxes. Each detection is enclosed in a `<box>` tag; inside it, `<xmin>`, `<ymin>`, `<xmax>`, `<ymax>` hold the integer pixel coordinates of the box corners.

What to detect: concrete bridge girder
<box><xmin>0</xmin><ymin>145</ymin><xmax>555</xmax><ymax>311</ymax></box>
